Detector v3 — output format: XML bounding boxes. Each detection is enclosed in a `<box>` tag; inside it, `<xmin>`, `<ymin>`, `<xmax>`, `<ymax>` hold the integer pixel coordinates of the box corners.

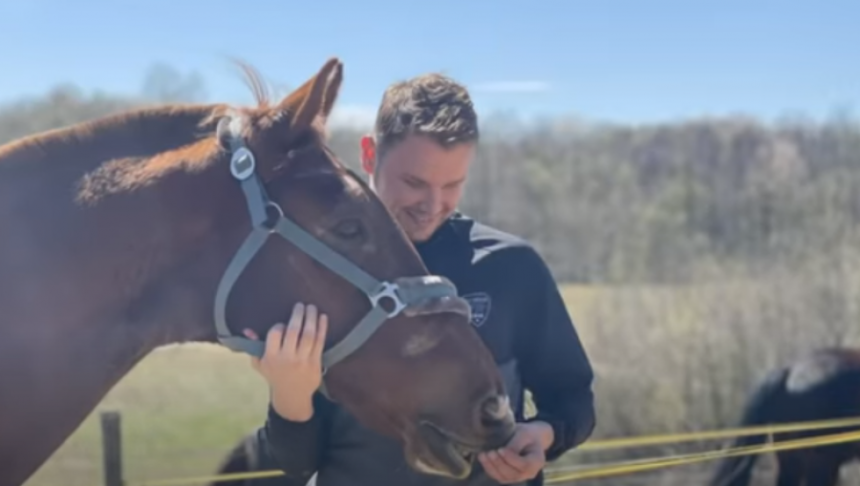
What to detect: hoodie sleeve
<box><xmin>258</xmin><ymin>391</ymin><xmax>332</xmax><ymax>484</ymax></box>
<box><xmin>513</xmin><ymin>245</ymin><xmax>596</xmax><ymax>461</ymax></box>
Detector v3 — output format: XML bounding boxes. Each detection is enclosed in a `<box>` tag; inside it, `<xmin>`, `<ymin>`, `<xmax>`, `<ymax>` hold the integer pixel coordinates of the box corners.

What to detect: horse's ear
<box><xmin>278</xmin><ymin>58</ymin><xmax>342</xmax><ymax>129</ymax></box>
<box><xmin>319</xmin><ymin>61</ymin><xmax>344</xmax><ymax>122</ymax></box>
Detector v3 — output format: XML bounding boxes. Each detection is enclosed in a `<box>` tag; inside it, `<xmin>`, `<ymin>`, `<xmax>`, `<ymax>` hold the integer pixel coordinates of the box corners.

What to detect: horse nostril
<box><xmin>480</xmin><ymin>394</ymin><xmax>512</xmax><ymax>426</ymax></box>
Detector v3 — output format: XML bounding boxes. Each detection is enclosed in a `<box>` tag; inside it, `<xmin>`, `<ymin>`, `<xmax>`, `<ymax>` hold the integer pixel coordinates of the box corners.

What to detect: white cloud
<box><xmin>471</xmin><ymin>81</ymin><xmax>551</xmax><ymax>94</ymax></box>
<box><xmin>329</xmin><ymin>104</ymin><xmax>377</xmax><ymax>129</ymax></box>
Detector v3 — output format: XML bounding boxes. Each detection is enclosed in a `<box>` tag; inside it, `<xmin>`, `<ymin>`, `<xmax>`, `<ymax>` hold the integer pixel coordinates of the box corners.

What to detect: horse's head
<box><xmin>207</xmin><ymin>58</ymin><xmax>515</xmax><ymax>478</ymax></box>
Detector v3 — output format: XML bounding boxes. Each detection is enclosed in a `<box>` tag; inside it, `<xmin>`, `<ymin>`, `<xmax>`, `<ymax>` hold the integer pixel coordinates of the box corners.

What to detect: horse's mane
<box><xmin>0</xmin><ymin>59</ymin><xmax>280</xmax><ymax>168</ymax></box>
<box><xmin>0</xmin><ymin>60</ymin><xmax>288</xmax><ymax>204</ymax></box>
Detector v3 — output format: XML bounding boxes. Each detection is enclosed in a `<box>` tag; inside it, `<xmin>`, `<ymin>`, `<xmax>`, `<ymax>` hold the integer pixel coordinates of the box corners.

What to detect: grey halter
<box><xmin>212</xmin><ymin>117</ymin><xmax>466</xmax><ymax>394</ymax></box>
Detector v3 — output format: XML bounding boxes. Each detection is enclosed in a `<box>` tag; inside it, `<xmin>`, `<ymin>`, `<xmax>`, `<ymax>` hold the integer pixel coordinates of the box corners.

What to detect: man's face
<box><xmin>361</xmin><ymin>134</ymin><xmax>474</xmax><ymax>243</ymax></box>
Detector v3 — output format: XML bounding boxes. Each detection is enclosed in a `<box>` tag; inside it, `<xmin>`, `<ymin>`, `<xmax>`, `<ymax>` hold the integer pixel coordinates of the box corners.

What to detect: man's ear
<box><xmin>360</xmin><ymin>135</ymin><xmax>377</xmax><ymax>176</ymax></box>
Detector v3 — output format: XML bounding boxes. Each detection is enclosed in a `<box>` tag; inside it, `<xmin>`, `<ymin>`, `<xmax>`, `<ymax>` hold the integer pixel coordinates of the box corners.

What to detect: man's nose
<box><xmin>424</xmin><ymin>190</ymin><xmax>444</xmax><ymax>214</ymax></box>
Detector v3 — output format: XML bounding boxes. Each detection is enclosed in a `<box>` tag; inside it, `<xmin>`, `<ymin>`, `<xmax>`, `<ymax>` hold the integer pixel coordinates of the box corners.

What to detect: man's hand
<box><xmin>478</xmin><ymin>421</ymin><xmax>554</xmax><ymax>484</ymax></box>
<box><xmin>243</xmin><ymin>302</ymin><xmax>328</xmax><ymax>421</ymax></box>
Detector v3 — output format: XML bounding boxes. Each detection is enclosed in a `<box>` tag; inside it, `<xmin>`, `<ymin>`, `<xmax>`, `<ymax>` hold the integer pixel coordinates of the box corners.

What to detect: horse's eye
<box><xmin>333</xmin><ymin>219</ymin><xmax>364</xmax><ymax>240</ymax></box>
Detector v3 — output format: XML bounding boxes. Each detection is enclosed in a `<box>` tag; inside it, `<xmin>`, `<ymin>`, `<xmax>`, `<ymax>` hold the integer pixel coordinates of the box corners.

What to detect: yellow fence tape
<box><xmin>125</xmin><ymin>416</ymin><xmax>860</xmax><ymax>486</ymax></box>
<box><xmin>575</xmin><ymin>415</ymin><xmax>860</xmax><ymax>451</ymax></box>
<box><xmin>547</xmin><ymin>428</ymin><xmax>860</xmax><ymax>482</ymax></box>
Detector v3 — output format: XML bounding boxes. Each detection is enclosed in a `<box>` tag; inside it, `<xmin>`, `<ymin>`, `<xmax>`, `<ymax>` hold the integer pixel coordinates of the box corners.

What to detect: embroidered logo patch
<box><xmin>462</xmin><ymin>292</ymin><xmax>492</xmax><ymax>328</ymax></box>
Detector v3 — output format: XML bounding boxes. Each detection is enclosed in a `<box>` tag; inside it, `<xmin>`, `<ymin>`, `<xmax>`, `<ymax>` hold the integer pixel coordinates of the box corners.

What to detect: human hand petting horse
<box><xmin>245</xmin><ymin>300</ymin><xmax>551</xmax><ymax>485</ymax></box>
<box><xmin>243</xmin><ymin>303</ymin><xmax>328</xmax><ymax>422</ymax></box>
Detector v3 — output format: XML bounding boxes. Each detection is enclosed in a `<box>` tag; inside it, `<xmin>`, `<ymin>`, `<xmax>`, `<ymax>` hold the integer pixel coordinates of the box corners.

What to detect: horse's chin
<box><xmin>403</xmin><ymin>422</ymin><xmax>481</xmax><ymax>479</ymax></box>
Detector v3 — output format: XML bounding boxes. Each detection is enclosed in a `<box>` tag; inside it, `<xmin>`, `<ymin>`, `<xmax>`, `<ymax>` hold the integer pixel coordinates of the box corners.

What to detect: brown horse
<box><xmin>0</xmin><ymin>58</ymin><xmax>515</xmax><ymax>486</ymax></box>
<box><xmin>709</xmin><ymin>347</ymin><xmax>860</xmax><ymax>486</ymax></box>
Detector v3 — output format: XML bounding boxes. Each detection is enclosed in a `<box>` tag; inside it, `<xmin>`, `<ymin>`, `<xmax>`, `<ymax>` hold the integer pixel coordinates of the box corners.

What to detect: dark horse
<box><xmin>710</xmin><ymin>348</ymin><xmax>860</xmax><ymax>486</ymax></box>
<box><xmin>0</xmin><ymin>58</ymin><xmax>515</xmax><ymax>486</ymax></box>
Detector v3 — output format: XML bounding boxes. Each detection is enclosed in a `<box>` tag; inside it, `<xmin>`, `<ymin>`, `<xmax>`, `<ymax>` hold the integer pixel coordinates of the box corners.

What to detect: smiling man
<box><xmin>363</xmin><ymin>127</ymin><xmax>473</xmax><ymax>243</ymax></box>
<box><xmin>250</xmin><ymin>72</ymin><xmax>596</xmax><ymax>486</ymax></box>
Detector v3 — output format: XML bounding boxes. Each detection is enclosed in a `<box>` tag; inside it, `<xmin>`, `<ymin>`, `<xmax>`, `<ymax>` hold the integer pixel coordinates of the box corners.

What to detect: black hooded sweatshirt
<box><xmin>252</xmin><ymin>212</ymin><xmax>595</xmax><ymax>486</ymax></box>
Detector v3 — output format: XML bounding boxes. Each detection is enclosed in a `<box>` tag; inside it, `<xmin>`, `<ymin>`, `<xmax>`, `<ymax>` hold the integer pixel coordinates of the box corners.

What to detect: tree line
<box><xmin>3</xmin><ymin>66</ymin><xmax>858</xmax><ymax>286</ymax></box>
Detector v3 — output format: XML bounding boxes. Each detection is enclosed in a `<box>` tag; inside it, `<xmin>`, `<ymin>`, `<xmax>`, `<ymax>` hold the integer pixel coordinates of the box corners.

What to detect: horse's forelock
<box><xmin>232</xmin><ymin>58</ymin><xmax>272</xmax><ymax>109</ymax></box>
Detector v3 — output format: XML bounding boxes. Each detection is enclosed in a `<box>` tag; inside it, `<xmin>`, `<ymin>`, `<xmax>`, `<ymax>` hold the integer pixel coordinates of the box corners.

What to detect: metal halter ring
<box><xmin>262</xmin><ymin>201</ymin><xmax>285</xmax><ymax>232</ymax></box>
<box><xmin>369</xmin><ymin>281</ymin><xmax>408</xmax><ymax>318</ymax></box>
<box><xmin>230</xmin><ymin>147</ymin><xmax>256</xmax><ymax>181</ymax></box>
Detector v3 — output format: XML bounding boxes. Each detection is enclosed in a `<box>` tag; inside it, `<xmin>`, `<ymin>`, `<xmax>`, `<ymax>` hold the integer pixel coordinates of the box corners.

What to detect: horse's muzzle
<box><xmin>393</xmin><ymin>275</ymin><xmax>472</xmax><ymax>321</ymax></box>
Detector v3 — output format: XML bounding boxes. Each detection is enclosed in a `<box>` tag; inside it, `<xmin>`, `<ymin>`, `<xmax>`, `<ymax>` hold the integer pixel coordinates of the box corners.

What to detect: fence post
<box><xmin>100</xmin><ymin>410</ymin><xmax>124</xmax><ymax>486</ymax></box>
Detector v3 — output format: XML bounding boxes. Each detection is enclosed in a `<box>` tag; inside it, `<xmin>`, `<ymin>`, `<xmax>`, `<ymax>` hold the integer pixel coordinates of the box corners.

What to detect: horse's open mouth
<box><xmin>417</xmin><ymin>421</ymin><xmax>483</xmax><ymax>478</ymax></box>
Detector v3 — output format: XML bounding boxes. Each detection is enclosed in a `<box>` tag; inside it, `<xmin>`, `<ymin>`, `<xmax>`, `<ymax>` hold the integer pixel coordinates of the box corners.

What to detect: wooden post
<box><xmin>100</xmin><ymin>410</ymin><xmax>123</xmax><ymax>486</ymax></box>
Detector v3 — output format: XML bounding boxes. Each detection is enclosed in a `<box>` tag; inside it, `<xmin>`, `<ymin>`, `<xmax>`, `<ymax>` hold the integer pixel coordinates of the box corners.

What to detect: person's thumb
<box><xmin>505</xmin><ymin>428</ymin><xmax>539</xmax><ymax>455</ymax></box>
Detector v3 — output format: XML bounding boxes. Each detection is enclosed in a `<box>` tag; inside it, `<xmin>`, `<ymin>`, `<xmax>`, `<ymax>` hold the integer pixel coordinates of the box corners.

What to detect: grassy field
<box><xmin>24</xmin><ymin>344</ymin><xmax>271</xmax><ymax>486</ymax></box>
<box><xmin>23</xmin><ymin>285</ymin><xmax>621</xmax><ymax>486</ymax></box>
<box><xmin>24</xmin><ymin>278</ymin><xmax>858</xmax><ymax>486</ymax></box>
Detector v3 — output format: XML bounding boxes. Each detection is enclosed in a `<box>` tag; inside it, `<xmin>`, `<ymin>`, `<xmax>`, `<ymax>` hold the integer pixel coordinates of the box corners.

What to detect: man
<box><xmin>247</xmin><ymin>73</ymin><xmax>596</xmax><ymax>486</ymax></box>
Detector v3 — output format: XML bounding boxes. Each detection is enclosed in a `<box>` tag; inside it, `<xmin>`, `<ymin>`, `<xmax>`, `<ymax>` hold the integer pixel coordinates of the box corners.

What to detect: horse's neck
<box><xmin>0</xmin><ymin>107</ymin><xmax>248</xmax><ymax>486</ymax></box>
<box><xmin>0</xmin><ymin>104</ymin><xmax>224</xmax><ymax>175</ymax></box>
<box><xmin>0</xmin><ymin>105</ymin><xmax>239</xmax><ymax>336</ymax></box>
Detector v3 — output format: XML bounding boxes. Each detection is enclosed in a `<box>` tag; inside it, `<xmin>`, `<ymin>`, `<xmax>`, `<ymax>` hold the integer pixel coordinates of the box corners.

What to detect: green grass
<box><xmin>23</xmin><ymin>284</ymin><xmax>689</xmax><ymax>486</ymax></box>
<box><xmin>25</xmin><ymin>343</ymin><xmax>271</xmax><ymax>486</ymax></box>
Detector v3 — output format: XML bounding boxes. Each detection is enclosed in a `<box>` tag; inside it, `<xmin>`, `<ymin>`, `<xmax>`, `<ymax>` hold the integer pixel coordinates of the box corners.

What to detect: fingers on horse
<box><xmin>265</xmin><ymin>323</ymin><xmax>286</xmax><ymax>357</ymax></box>
<box><xmin>480</xmin><ymin>452</ymin><xmax>519</xmax><ymax>483</ymax></box>
<box><xmin>296</xmin><ymin>305</ymin><xmax>318</xmax><ymax>358</ymax></box>
<box><xmin>313</xmin><ymin>314</ymin><xmax>328</xmax><ymax>360</ymax></box>
<box><xmin>283</xmin><ymin>303</ymin><xmax>306</xmax><ymax>352</ymax></box>
<box><xmin>498</xmin><ymin>449</ymin><xmax>530</xmax><ymax>472</ymax></box>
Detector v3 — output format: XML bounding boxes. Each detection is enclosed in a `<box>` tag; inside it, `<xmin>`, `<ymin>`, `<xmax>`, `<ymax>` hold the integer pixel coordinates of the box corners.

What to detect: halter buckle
<box><xmin>369</xmin><ymin>281</ymin><xmax>407</xmax><ymax>318</ymax></box>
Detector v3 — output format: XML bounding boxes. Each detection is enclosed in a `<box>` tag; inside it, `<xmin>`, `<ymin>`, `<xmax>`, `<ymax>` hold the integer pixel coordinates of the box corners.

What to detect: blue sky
<box><xmin>0</xmin><ymin>0</ymin><xmax>857</xmax><ymax>127</ymax></box>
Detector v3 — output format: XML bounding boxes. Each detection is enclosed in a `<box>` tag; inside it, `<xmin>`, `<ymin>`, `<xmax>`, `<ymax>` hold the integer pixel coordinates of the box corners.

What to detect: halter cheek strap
<box><xmin>213</xmin><ymin>119</ymin><xmax>465</xmax><ymax>398</ymax></box>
